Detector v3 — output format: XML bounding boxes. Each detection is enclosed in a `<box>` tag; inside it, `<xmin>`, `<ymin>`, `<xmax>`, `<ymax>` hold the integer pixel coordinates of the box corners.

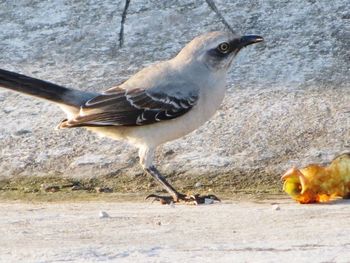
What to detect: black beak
<box><xmin>239</xmin><ymin>35</ymin><xmax>264</xmax><ymax>47</ymax></box>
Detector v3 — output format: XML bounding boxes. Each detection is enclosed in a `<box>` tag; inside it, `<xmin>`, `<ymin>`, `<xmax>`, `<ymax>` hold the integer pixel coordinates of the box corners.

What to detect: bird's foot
<box><xmin>145</xmin><ymin>193</ymin><xmax>220</xmax><ymax>205</ymax></box>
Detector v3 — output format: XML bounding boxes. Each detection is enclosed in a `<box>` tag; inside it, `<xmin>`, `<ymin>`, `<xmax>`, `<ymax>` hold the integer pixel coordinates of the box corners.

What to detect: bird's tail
<box><xmin>0</xmin><ymin>68</ymin><xmax>96</xmax><ymax>108</ymax></box>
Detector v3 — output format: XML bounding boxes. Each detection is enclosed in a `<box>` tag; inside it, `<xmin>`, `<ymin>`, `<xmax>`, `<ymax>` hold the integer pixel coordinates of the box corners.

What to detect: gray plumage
<box><xmin>0</xmin><ymin>31</ymin><xmax>263</xmax><ymax>204</ymax></box>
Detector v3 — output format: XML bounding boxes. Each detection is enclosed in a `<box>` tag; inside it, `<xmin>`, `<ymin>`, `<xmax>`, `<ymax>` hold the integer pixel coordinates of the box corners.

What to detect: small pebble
<box><xmin>272</xmin><ymin>204</ymin><xmax>280</xmax><ymax>211</ymax></box>
<box><xmin>99</xmin><ymin>211</ymin><xmax>109</xmax><ymax>218</ymax></box>
<box><xmin>194</xmin><ymin>182</ymin><xmax>202</xmax><ymax>188</ymax></box>
<box><xmin>204</xmin><ymin>198</ymin><xmax>214</xmax><ymax>205</ymax></box>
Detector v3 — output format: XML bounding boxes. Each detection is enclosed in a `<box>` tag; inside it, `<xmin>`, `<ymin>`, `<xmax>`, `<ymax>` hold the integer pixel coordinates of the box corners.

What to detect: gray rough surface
<box><xmin>2</xmin><ymin>200</ymin><xmax>350</xmax><ymax>262</ymax></box>
<box><xmin>0</xmin><ymin>0</ymin><xmax>349</xmax><ymax>181</ymax></box>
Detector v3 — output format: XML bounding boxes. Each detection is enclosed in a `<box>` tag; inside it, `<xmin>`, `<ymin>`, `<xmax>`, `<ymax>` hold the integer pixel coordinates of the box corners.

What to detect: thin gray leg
<box><xmin>138</xmin><ymin>146</ymin><xmax>182</xmax><ymax>200</ymax></box>
<box><xmin>138</xmin><ymin>146</ymin><xmax>220</xmax><ymax>204</ymax></box>
<box><xmin>145</xmin><ymin>165</ymin><xmax>183</xmax><ymax>201</ymax></box>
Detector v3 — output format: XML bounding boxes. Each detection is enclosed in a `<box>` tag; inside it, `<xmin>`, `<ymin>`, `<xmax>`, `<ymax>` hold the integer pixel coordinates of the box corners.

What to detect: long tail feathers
<box><xmin>0</xmin><ymin>68</ymin><xmax>96</xmax><ymax>107</ymax></box>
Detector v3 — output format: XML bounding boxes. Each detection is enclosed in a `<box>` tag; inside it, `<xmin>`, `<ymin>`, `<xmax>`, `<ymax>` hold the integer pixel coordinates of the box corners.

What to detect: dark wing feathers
<box><xmin>61</xmin><ymin>86</ymin><xmax>198</xmax><ymax>128</ymax></box>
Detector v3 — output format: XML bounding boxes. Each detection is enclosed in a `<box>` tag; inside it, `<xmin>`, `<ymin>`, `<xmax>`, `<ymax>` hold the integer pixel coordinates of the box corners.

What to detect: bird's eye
<box><xmin>217</xmin><ymin>42</ymin><xmax>230</xmax><ymax>53</ymax></box>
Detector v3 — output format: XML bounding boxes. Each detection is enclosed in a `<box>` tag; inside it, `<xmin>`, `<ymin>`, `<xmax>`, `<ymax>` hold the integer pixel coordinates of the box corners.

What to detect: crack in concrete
<box><xmin>119</xmin><ymin>0</ymin><xmax>131</xmax><ymax>48</ymax></box>
<box><xmin>205</xmin><ymin>0</ymin><xmax>236</xmax><ymax>34</ymax></box>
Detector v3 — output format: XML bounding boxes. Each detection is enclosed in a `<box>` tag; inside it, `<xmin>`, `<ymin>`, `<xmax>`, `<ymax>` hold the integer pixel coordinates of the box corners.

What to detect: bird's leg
<box><xmin>139</xmin><ymin>147</ymin><xmax>220</xmax><ymax>205</ymax></box>
<box><xmin>139</xmin><ymin>147</ymin><xmax>183</xmax><ymax>202</ymax></box>
<box><xmin>145</xmin><ymin>165</ymin><xmax>185</xmax><ymax>203</ymax></box>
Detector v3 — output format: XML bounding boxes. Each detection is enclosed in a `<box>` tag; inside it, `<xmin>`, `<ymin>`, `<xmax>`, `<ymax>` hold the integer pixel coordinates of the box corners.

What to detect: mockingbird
<box><xmin>0</xmin><ymin>31</ymin><xmax>263</xmax><ymax>204</ymax></box>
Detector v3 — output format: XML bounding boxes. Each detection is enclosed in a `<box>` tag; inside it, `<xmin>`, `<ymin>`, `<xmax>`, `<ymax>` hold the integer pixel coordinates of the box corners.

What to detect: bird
<box><xmin>0</xmin><ymin>31</ymin><xmax>263</xmax><ymax>204</ymax></box>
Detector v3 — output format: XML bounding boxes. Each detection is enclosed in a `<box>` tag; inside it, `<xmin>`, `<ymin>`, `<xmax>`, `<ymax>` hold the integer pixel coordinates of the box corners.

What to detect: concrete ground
<box><xmin>1</xmin><ymin>199</ymin><xmax>349</xmax><ymax>263</ymax></box>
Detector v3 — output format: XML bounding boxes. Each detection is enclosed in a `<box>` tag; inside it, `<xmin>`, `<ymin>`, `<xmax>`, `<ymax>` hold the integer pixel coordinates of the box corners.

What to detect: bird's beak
<box><xmin>239</xmin><ymin>35</ymin><xmax>264</xmax><ymax>47</ymax></box>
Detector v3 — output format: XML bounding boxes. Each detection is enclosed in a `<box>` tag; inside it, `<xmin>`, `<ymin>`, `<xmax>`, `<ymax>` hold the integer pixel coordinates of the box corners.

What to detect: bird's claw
<box><xmin>188</xmin><ymin>194</ymin><xmax>221</xmax><ymax>205</ymax></box>
<box><xmin>145</xmin><ymin>193</ymin><xmax>220</xmax><ymax>205</ymax></box>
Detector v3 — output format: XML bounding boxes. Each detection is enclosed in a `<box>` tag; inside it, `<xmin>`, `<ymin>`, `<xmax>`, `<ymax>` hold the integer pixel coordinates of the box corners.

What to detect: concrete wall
<box><xmin>0</xmin><ymin>0</ymin><xmax>349</xmax><ymax>181</ymax></box>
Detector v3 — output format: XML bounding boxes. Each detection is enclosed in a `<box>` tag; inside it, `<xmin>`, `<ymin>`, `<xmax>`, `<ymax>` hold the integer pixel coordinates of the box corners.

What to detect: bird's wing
<box><xmin>61</xmin><ymin>84</ymin><xmax>199</xmax><ymax>127</ymax></box>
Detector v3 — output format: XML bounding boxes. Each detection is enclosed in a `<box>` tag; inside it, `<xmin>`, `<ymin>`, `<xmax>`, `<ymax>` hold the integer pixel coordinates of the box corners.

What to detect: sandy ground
<box><xmin>1</xmin><ymin>199</ymin><xmax>350</xmax><ymax>263</ymax></box>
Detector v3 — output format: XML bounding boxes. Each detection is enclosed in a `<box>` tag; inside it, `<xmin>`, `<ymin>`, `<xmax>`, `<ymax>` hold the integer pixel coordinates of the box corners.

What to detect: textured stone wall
<box><xmin>0</xmin><ymin>0</ymin><xmax>349</xmax><ymax>181</ymax></box>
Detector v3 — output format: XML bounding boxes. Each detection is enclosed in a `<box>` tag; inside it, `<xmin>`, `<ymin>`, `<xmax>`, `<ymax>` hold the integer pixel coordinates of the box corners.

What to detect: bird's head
<box><xmin>175</xmin><ymin>31</ymin><xmax>263</xmax><ymax>72</ymax></box>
